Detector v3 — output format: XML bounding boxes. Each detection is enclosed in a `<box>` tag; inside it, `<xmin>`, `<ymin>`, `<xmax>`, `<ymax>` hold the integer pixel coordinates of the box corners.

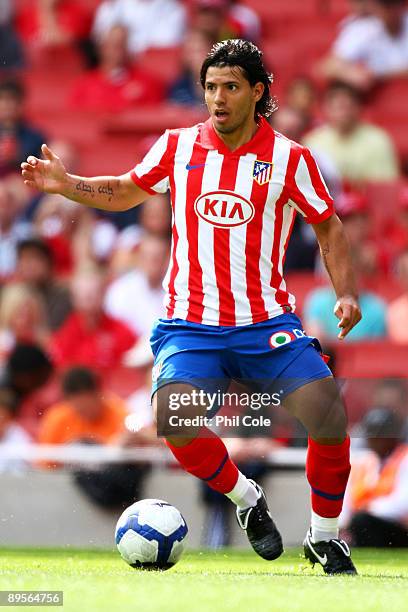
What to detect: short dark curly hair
<box><xmin>200</xmin><ymin>39</ymin><xmax>276</xmax><ymax>120</ymax></box>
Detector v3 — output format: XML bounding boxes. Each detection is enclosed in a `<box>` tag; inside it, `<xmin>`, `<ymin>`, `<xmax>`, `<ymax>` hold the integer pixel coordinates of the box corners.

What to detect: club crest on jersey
<box><xmin>194</xmin><ymin>190</ymin><xmax>255</xmax><ymax>228</ymax></box>
<box><xmin>253</xmin><ymin>160</ymin><xmax>273</xmax><ymax>186</ymax></box>
<box><xmin>269</xmin><ymin>331</ymin><xmax>296</xmax><ymax>349</ymax></box>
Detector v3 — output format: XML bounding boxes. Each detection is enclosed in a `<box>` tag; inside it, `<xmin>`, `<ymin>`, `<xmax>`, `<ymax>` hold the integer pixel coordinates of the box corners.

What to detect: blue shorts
<box><xmin>150</xmin><ymin>313</ymin><xmax>331</xmax><ymax>416</ymax></box>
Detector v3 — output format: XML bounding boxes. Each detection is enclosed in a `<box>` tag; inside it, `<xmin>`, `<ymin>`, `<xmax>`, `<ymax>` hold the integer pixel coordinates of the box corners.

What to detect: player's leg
<box><xmin>283</xmin><ymin>375</ymin><xmax>357</xmax><ymax>574</ymax></box>
<box><xmin>153</xmin><ymin>383</ymin><xmax>283</xmax><ymax>560</ymax></box>
<box><xmin>150</xmin><ymin>317</ymin><xmax>283</xmax><ymax>560</ymax></box>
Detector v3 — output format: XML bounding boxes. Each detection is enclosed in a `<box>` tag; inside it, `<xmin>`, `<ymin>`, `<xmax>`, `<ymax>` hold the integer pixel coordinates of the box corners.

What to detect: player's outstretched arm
<box><xmin>312</xmin><ymin>214</ymin><xmax>362</xmax><ymax>340</ymax></box>
<box><xmin>21</xmin><ymin>144</ymin><xmax>148</xmax><ymax>211</ymax></box>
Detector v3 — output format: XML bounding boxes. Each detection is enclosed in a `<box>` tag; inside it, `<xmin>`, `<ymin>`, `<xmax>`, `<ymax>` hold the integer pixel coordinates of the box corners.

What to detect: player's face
<box><xmin>204</xmin><ymin>66</ymin><xmax>264</xmax><ymax>135</ymax></box>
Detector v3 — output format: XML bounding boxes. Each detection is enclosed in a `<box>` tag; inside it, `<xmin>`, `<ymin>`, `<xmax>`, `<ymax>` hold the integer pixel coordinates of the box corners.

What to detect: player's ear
<box><xmin>253</xmin><ymin>82</ymin><xmax>265</xmax><ymax>103</ymax></box>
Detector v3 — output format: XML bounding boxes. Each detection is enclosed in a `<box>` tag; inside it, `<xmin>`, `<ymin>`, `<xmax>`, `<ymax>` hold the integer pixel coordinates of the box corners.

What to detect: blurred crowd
<box><xmin>0</xmin><ymin>0</ymin><xmax>407</xmax><ymax>546</ymax></box>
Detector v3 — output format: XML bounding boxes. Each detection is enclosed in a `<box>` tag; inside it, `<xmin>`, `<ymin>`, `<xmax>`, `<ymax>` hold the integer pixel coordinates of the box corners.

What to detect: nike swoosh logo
<box><xmin>332</xmin><ymin>539</ymin><xmax>351</xmax><ymax>557</ymax></box>
<box><xmin>186</xmin><ymin>163</ymin><xmax>206</xmax><ymax>171</ymax></box>
<box><xmin>307</xmin><ymin>535</ymin><xmax>327</xmax><ymax>565</ymax></box>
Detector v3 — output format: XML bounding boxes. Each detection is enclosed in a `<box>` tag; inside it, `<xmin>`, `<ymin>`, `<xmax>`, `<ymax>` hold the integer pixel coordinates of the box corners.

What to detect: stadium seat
<box><xmin>285</xmin><ymin>272</ymin><xmax>326</xmax><ymax>317</ymax></box>
<box><xmin>368</xmin><ymin>80</ymin><xmax>408</xmax><ymax>120</ymax></box>
<box><xmin>102</xmin><ymin>366</ymin><xmax>145</xmax><ymax>398</ymax></box>
<box><xmin>335</xmin><ymin>341</ymin><xmax>408</xmax><ymax>423</ymax></box>
<box><xmin>102</xmin><ymin>104</ymin><xmax>208</xmax><ymax>136</ymax></box>
<box><xmin>363</xmin><ymin>181</ymin><xmax>404</xmax><ymax>239</ymax></box>
<box><xmin>335</xmin><ymin>341</ymin><xmax>408</xmax><ymax>379</ymax></box>
<box><xmin>137</xmin><ymin>47</ymin><xmax>183</xmax><ymax>86</ymax></box>
<box><xmin>78</xmin><ymin>133</ymin><xmax>147</xmax><ymax>176</ymax></box>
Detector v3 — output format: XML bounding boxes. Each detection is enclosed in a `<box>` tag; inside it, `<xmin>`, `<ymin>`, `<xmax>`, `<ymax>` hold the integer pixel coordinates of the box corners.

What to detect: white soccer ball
<box><xmin>115</xmin><ymin>499</ymin><xmax>188</xmax><ymax>570</ymax></box>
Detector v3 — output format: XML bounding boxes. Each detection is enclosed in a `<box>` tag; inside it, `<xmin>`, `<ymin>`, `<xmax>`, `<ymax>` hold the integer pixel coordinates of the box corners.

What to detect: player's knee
<box><xmin>310</xmin><ymin>402</ymin><xmax>348</xmax><ymax>441</ymax></box>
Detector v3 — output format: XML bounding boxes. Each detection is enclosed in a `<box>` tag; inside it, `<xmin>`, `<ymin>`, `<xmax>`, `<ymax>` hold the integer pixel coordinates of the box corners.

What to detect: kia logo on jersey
<box><xmin>194</xmin><ymin>190</ymin><xmax>255</xmax><ymax>228</ymax></box>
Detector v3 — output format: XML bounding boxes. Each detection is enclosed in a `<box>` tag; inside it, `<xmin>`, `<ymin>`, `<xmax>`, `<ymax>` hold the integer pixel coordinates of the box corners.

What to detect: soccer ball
<box><xmin>115</xmin><ymin>499</ymin><xmax>188</xmax><ymax>570</ymax></box>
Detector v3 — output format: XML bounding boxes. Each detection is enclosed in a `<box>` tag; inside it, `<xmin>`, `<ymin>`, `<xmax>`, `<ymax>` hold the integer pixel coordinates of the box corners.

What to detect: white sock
<box><xmin>311</xmin><ymin>510</ymin><xmax>339</xmax><ymax>543</ymax></box>
<box><xmin>225</xmin><ymin>472</ymin><xmax>261</xmax><ymax>510</ymax></box>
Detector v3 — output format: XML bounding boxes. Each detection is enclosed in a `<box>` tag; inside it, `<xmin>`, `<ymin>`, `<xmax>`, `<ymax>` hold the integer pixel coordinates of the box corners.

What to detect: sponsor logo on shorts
<box><xmin>269</xmin><ymin>328</ymin><xmax>307</xmax><ymax>348</ymax></box>
<box><xmin>269</xmin><ymin>331</ymin><xmax>296</xmax><ymax>348</ymax></box>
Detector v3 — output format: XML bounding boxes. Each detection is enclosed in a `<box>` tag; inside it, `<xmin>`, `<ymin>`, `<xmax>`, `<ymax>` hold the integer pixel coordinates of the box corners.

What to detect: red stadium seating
<box><xmin>137</xmin><ymin>47</ymin><xmax>183</xmax><ymax>86</ymax></box>
<box><xmin>335</xmin><ymin>341</ymin><xmax>408</xmax><ymax>422</ymax></box>
<box><xmin>363</xmin><ymin>181</ymin><xmax>404</xmax><ymax>238</ymax></box>
<box><xmin>336</xmin><ymin>341</ymin><xmax>408</xmax><ymax>379</ymax></box>
<box><xmin>285</xmin><ymin>272</ymin><xmax>326</xmax><ymax>316</ymax></box>
<box><xmin>102</xmin><ymin>105</ymin><xmax>208</xmax><ymax>136</ymax></box>
<box><xmin>102</xmin><ymin>366</ymin><xmax>145</xmax><ymax>399</ymax></box>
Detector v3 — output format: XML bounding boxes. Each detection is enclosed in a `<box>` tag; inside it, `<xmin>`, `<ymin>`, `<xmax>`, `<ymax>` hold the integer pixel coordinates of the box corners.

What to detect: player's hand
<box><xmin>21</xmin><ymin>144</ymin><xmax>67</xmax><ymax>194</ymax></box>
<box><xmin>334</xmin><ymin>295</ymin><xmax>362</xmax><ymax>340</ymax></box>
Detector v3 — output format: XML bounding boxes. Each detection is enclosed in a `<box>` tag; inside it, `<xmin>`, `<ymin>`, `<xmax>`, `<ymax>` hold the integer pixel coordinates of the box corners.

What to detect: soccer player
<box><xmin>21</xmin><ymin>40</ymin><xmax>361</xmax><ymax>575</ymax></box>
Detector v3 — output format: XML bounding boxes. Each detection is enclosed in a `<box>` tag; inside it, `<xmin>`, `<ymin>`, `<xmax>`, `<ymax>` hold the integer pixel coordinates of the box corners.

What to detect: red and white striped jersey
<box><xmin>131</xmin><ymin>117</ymin><xmax>333</xmax><ymax>327</ymax></box>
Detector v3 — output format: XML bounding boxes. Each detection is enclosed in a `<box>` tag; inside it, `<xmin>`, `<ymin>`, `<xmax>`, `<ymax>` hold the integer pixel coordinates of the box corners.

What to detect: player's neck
<box><xmin>213</xmin><ymin>118</ymin><xmax>259</xmax><ymax>152</ymax></box>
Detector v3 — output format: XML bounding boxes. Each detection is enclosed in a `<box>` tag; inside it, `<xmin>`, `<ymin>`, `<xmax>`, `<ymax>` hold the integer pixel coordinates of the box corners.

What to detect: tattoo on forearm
<box><xmin>97</xmin><ymin>182</ymin><xmax>114</xmax><ymax>201</ymax></box>
<box><xmin>75</xmin><ymin>180</ymin><xmax>114</xmax><ymax>202</ymax></box>
<box><xmin>76</xmin><ymin>180</ymin><xmax>95</xmax><ymax>197</ymax></box>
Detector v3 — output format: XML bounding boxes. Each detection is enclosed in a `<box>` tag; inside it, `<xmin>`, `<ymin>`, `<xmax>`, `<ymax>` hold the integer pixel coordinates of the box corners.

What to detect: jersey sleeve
<box><xmin>130</xmin><ymin>131</ymin><xmax>171</xmax><ymax>194</ymax></box>
<box><xmin>288</xmin><ymin>147</ymin><xmax>334</xmax><ymax>224</ymax></box>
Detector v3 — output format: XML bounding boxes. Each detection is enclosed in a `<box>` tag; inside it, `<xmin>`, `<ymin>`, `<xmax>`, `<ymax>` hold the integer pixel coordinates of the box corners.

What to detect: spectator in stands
<box><xmin>227</xmin><ymin>0</ymin><xmax>261</xmax><ymax>43</ymax></box>
<box><xmin>1</xmin><ymin>344</ymin><xmax>53</xmax><ymax>402</ymax></box>
<box><xmin>191</xmin><ymin>0</ymin><xmax>260</xmax><ymax>44</ymax></box>
<box><xmin>0</xmin><ymin>343</ymin><xmax>57</xmax><ymax>438</ymax></box>
<box><xmin>0</xmin><ymin>179</ymin><xmax>32</xmax><ymax>278</ymax></box>
<box><xmin>0</xmin><ymin>79</ymin><xmax>45</xmax><ymax>177</ymax></box>
<box><xmin>0</xmin><ymin>284</ymin><xmax>50</xmax><ymax>363</ymax></box>
<box><xmin>33</xmin><ymin>192</ymin><xmax>118</xmax><ymax>274</ymax></box>
<box><xmin>38</xmin><ymin>366</ymin><xmax>126</xmax><ymax>448</ymax></box>
<box><xmin>15</xmin><ymin>239</ymin><xmax>72</xmax><ymax>331</ymax></box>
<box><xmin>387</xmin><ymin>248</ymin><xmax>408</xmax><ymax>342</ymax></box>
<box><xmin>50</xmin><ymin>266</ymin><xmax>137</xmax><ymax>369</ymax></box>
<box><xmin>138</xmin><ymin>194</ymin><xmax>172</xmax><ymax>238</ymax></box>
<box><xmin>105</xmin><ymin>233</ymin><xmax>170</xmax><ymax>339</ymax></box>
<box><xmin>38</xmin><ymin>366</ymin><xmax>145</xmax><ymax>508</ymax></box>
<box><xmin>341</xmin><ymin>0</ymin><xmax>375</xmax><ymax>26</ymax></box>
<box><xmin>0</xmin><ymin>0</ymin><xmax>24</xmax><ymax>72</ymax></box>
<box><xmin>33</xmin><ymin>193</ymin><xmax>95</xmax><ymax>276</ymax></box>
<box><xmin>16</xmin><ymin>0</ymin><xmax>93</xmax><ymax>56</ymax></box>
<box><xmin>285</xmin><ymin>77</ymin><xmax>318</xmax><ymax>136</ymax></box>
<box><xmin>109</xmin><ymin>193</ymin><xmax>171</xmax><ymax>276</ymax></box>
<box><xmin>303</xmin><ymin>82</ymin><xmax>399</xmax><ymax>183</ymax></box>
<box><xmin>371</xmin><ymin>378</ymin><xmax>407</xmax><ymax>413</ymax></box>
<box><xmin>303</xmin><ymin>246</ymin><xmax>387</xmax><ymax>342</ymax></box>
<box><xmin>320</xmin><ymin>0</ymin><xmax>408</xmax><ymax>90</ymax></box>
<box><xmin>192</xmin><ymin>0</ymin><xmax>229</xmax><ymax>41</ymax></box>
<box><xmin>168</xmin><ymin>29</ymin><xmax>215</xmax><ymax>106</ymax></box>
<box><xmin>69</xmin><ymin>25</ymin><xmax>164</xmax><ymax>113</ymax></box>
<box><xmin>341</xmin><ymin>408</ymin><xmax>408</xmax><ymax>547</ymax></box>
<box><xmin>0</xmin><ymin>387</ymin><xmax>31</xmax><ymax>472</ymax></box>
<box><xmin>92</xmin><ymin>0</ymin><xmax>186</xmax><ymax>56</ymax></box>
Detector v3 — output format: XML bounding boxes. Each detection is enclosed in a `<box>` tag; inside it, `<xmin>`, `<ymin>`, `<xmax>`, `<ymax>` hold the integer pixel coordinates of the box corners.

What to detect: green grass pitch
<box><xmin>0</xmin><ymin>548</ymin><xmax>406</xmax><ymax>612</ymax></box>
